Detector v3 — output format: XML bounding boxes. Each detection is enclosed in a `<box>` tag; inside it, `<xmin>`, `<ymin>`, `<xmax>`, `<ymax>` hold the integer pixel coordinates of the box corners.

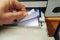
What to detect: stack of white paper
<box><xmin>17</xmin><ymin>9</ymin><xmax>39</xmax><ymax>27</ymax></box>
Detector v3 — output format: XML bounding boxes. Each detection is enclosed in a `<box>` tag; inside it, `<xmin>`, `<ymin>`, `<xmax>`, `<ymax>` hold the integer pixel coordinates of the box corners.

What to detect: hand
<box><xmin>0</xmin><ymin>0</ymin><xmax>28</xmax><ymax>24</ymax></box>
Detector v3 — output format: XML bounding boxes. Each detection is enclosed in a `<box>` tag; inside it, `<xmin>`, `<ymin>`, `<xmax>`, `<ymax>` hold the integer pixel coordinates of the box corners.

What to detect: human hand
<box><xmin>0</xmin><ymin>0</ymin><xmax>28</xmax><ymax>24</ymax></box>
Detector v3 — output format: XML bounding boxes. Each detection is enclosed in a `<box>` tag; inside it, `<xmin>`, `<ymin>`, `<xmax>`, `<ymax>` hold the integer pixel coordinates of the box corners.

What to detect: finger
<box><xmin>13</xmin><ymin>11</ymin><xmax>28</xmax><ymax>20</ymax></box>
<box><xmin>0</xmin><ymin>12</ymin><xmax>27</xmax><ymax>24</ymax></box>
<box><xmin>12</xmin><ymin>0</ymin><xmax>26</xmax><ymax>12</ymax></box>
<box><xmin>0</xmin><ymin>12</ymin><xmax>27</xmax><ymax>20</ymax></box>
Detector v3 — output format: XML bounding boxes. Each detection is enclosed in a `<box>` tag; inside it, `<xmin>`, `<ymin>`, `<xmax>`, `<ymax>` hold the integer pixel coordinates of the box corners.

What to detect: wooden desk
<box><xmin>45</xmin><ymin>17</ymin><xmax>60</xmax><ymax>37</ymax></box>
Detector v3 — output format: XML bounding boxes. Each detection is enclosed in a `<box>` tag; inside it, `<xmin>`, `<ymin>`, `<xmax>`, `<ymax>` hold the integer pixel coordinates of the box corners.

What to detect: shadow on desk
<box><xmin>0</xmin><ymin>24</ymin><xmax>17</xmax><ymax>31</ymax></box>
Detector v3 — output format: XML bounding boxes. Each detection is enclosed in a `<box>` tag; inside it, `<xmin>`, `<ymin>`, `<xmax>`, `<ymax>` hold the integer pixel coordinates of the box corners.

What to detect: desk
<box><xmin>45</xmin><ymin>17</ymin><xmax>60</xmax><ymax>36</ymax></box>
<box><xmin>0</xmin><ymin>27</ymin><xmax>54</xmax><ymax>40</ymax></box>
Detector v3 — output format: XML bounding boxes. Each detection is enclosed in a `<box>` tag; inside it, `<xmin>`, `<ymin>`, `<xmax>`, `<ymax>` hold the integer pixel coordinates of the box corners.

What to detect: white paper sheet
<box><xmin>17</xmin><ymin>9</ymin><xmax>39</xmax><ymax>27</ymax></box>
<box><xmin>17</xmin><ymin>18</ymin><xmax>38</xmax><ymax>27</ymax></box>
<box><xmin>19</xmin><ymin>9</ymin><xmax>37</xmax><ymax>22</ymax></box>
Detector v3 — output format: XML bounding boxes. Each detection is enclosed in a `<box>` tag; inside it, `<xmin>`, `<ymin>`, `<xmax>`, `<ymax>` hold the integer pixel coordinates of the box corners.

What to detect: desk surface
<box><xmin>0</xmin><ymin>27</ymin><xmax>54</xmax><ymax>40</ymax></box>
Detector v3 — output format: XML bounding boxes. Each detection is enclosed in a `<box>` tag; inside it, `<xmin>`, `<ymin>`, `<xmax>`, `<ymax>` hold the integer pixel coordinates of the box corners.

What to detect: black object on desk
<box><xmin>54</xmin><ymin>23</ymin><xmax>60</xmax><ymax>40</ymax></box>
